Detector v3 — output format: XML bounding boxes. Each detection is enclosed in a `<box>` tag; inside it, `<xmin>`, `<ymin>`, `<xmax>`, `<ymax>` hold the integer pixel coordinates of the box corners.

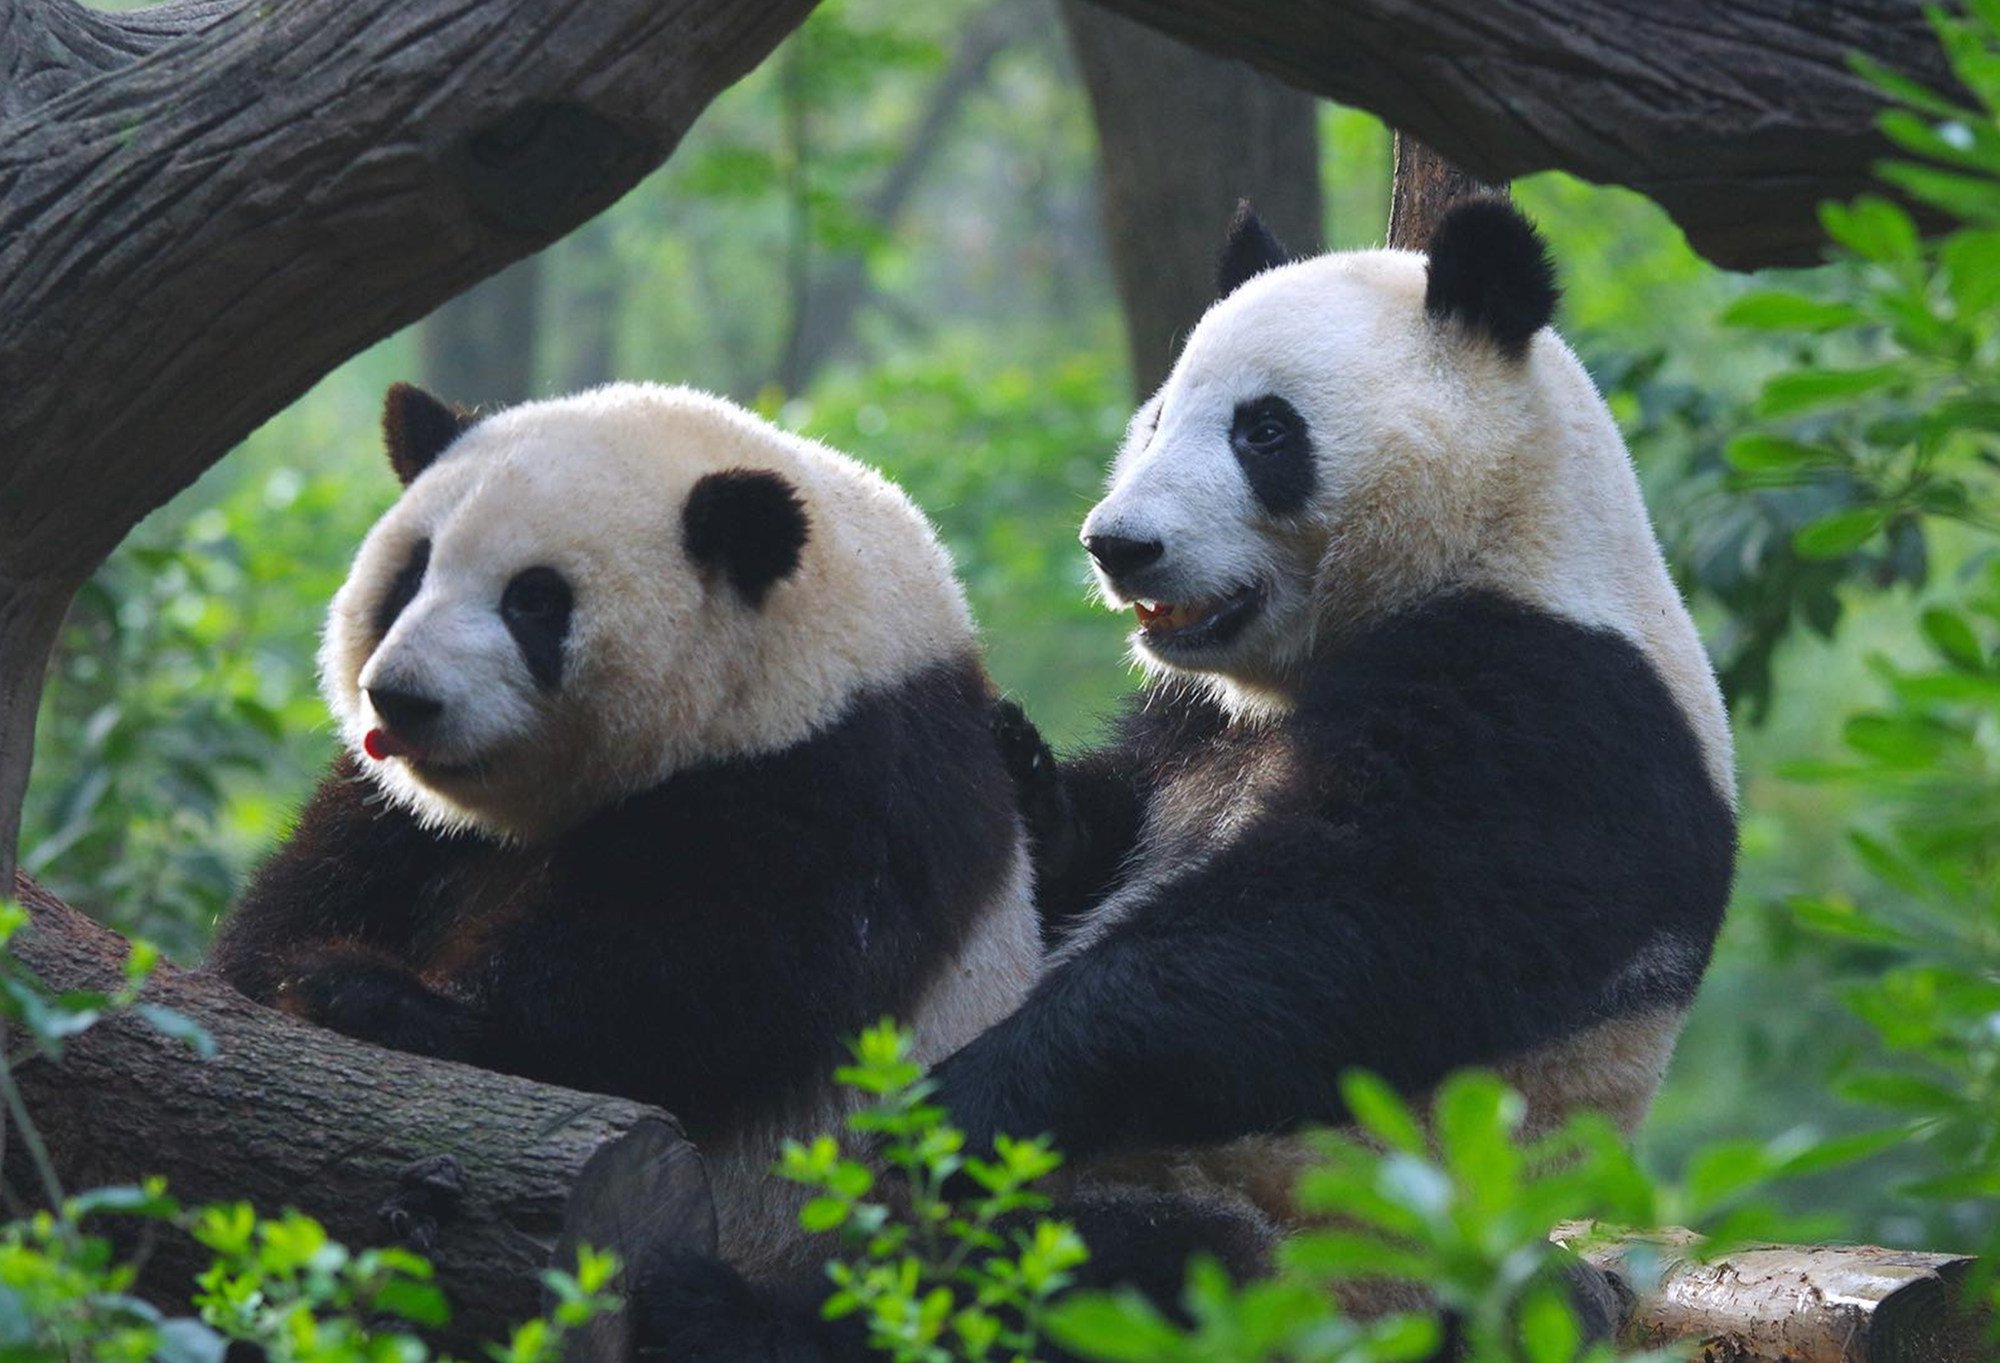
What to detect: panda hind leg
<box><xmin>1050</xmin><ymin>1185</ymin><xmax>1278</xmax><ymax>1323</ymax></box>
<box><xmin>628</xmin><ymin>1252</ymin><xmax>866</xmax><ymax>1363</ymax></box>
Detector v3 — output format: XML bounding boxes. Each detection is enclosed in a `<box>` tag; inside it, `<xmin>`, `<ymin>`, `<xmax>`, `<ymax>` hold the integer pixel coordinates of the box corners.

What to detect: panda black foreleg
<box><xmin>273</xmin><ymin>944</ymin><xmax>483</xmax><ymax>1061</ymax></box>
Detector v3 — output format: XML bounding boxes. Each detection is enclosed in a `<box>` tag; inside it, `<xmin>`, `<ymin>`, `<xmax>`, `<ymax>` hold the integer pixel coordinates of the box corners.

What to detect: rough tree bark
<box><xmin>1076</xmin><ymin>0</ymin><xmax>1957</xmax><ymax>271</ymax></box>
<box><xmin>0</xmin><ymin>0</ymin><xmax>818</xmax><ymax>886</ymax></box>
<box><xmin>421</xmin><ymin>257</ymin><xmax>547</xmax><ymax>409</ymax></box>
<box><xmin>1063</xmin><ymin>0</ymin><xmax>1322</xmax><ymax>398</ymax></box>
<box><xmin>1386</xmin><ymin>132</ymin><xmax>1505</xmax><ymax>251</ymax></box>
<box><xmin>7</xmin><ymin>874</ymin><xmax>694</xmax><ymax>1351</ymax></box>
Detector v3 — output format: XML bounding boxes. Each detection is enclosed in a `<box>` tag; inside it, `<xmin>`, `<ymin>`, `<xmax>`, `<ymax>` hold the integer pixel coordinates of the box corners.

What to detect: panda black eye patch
<box><xmin>501</xmin><ymin>566</ymin><xmax>573</xmax><ymax>691</ymax></box>
<box><xmin>372</xmin><ymin>538</ymin><xmax>430</xmax><ymax>639</ymax></box>
<box><xmin>1230</xmin><ymin>395</ymin><xmax>1314</xmax><ymax>516</ymax></box>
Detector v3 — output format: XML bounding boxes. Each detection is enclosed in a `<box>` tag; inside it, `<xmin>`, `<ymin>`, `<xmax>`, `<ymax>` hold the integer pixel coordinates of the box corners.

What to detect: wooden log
<box><xmin>8</xmin><ymin>873</ymin><xmax>696</xmax><ymax>1352</ymax></box>
<box><xmin>1554</xmin><ymin>1224</ymin><xmax>1989</xmax><ymax>1363</ymax></box>
<box><xmin>1385</xmin><ymin>132</ymin><xmax>1505</xmax><ymax>252</ymax></box>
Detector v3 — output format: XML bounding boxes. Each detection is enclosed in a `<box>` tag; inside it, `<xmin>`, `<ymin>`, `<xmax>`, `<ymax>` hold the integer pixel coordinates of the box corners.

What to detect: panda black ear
<box><xmin>683</xmin><ymin>469</ymin><xmax>811</xmax><ymax>607</ymax></box>
<box><xmin>1422</xmin><ymin>198</ymin><xmax>1559</xmax><ymax>359</ymax></box>
<box><xmin>383</xmin><ymin>383</ymin><xmax>475</xmax><ymax>486</ymax></box>
<box><xmin>1216</xmin><ymin>200</ymin><xmax>1291</xmax><ymax>301</ymax></box>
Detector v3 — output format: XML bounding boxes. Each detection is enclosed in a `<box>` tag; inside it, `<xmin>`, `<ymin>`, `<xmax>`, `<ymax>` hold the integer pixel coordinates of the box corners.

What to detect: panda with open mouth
<box><xmin>936</xmin><ymin>198</ymin><xmax>1738</xmax><ymax>1283</ymax></box>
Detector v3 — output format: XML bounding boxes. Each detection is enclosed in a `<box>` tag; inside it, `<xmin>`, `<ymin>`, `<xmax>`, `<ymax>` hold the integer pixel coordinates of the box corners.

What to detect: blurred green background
<box><xmin>27</xmin><ymin>0</ymin><xmax>1999</xmax><ymax>1262</ymax></box>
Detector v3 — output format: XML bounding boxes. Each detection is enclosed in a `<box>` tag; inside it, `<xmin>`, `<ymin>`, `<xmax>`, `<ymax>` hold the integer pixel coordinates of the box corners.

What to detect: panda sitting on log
<box><xmin>210</xmin><ymin>383</ymin><xmax>1043</xmax><ymax>1288</ymax></box>
<box><xmin>944</xmin><ymin>196</ymin><xmax>1738</xmax><ymax>1226</ymax></box>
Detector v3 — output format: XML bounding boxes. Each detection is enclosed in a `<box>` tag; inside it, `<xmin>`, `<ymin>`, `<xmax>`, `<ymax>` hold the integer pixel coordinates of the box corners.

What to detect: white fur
<box><xmin>322</xmin><ymin>384</ymin><xmax>981</xmax><ymax>844</ymax></box>
<box><xmin>1081</xmin><ymin>249</ymin><xmax>1735</xmax><ymax>806</ymax></box>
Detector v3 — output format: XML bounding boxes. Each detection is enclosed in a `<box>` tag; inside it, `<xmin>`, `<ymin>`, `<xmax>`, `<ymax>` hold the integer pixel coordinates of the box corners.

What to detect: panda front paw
<box><xmin>991</xmin><ymin>698</ymin><xmax>1072</xmax><ymax>855</ymax></box>
<box><xmin>278</xmin><ymin>955</ymin><xmax>479</xmax><ymax>1061</ymax></box>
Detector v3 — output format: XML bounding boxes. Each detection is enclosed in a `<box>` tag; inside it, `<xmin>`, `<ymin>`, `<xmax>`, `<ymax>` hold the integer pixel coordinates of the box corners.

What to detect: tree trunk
<box><xmin>1063</xmin><ymin>0</ymin><xmax>1322</xmax><ymax>398</ymax></box>
<box><xmin>8</xmin><ymin>872</ymin><xmax>691</xmax><ymax>1352</ymax></box>
<box><xmin>0</xmin><ymin>0</ymin><xmax>818</xmax><ymax>884</ymax></box>
<box><xmin>420</xmin><ymin>257</ymin><xmax>546</xmax><ymax>409</ymax></box>
<box><xmin>1072</xmin><ymin>0</ymin><xmax>1957</xmax><ymax>270</ymax></box>
<box><xmin>1386</xmin><ymin>132</ymin><xmax>1505</xmax><ymax>252</ymax></box>
<box><xmin>775</xmin><ymin>0</ymin><xmax>1028</xmax><ymax>393</ymax></box>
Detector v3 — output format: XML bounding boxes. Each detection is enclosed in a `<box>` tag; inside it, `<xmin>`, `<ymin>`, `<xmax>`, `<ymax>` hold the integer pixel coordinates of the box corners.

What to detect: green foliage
<box><xmin>791</xmin><ymin>1028</ymin><xmax>1879</xmax><ymax>1363</ymax></box>
<box><xmin>780</xmin><ymin>1021</ymin><xmax>1087</xmax><ymax>1363</ymax></box>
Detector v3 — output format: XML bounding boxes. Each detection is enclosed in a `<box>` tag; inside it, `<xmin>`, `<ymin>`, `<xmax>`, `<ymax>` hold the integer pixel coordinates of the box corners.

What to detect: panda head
<box><xmin>322</xmin><ymin>382</ymin><xmax>972</xmax><ymax>844</ymax></box>
<box><xmin>1081</xmin><ymin>198</ymin><xmax>1568</xmax><ymax>707</ymax></box>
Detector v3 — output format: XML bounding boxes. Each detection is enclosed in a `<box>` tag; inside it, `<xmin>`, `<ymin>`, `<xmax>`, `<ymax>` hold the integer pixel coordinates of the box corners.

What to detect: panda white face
<box><xmin>1082</xmin><ymin>202</ymin><xmax>1574</xmax><ymax>708</ymax></box>
<box><xmin>323</xmin><ymin>383</ymin><xmax>974</xmax><ymax>844</ymax></box>
<box><xmin>1084</xmin><ymin>255</ymin><xmax>1460</xmax><ymax>696</ymax></box>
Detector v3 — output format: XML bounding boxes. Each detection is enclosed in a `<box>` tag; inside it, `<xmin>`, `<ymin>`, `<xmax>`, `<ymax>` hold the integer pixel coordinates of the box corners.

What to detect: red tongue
<box><xmin>1135</xmin><ymin>601</ymin><xmax>1167</xmax><ymax>627</ymax></box>
<box><xmin>363</xmin><ymin>728</ymin><xmax>418</xmax><ymax>762</ymax></box>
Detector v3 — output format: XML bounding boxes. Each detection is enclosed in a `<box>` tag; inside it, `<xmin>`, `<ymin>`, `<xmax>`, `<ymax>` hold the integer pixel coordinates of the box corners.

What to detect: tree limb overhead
<box><xmin>1080</xmin><ymin>0</ymin><xmax>1956</xmax><ymax>269</ymax></box>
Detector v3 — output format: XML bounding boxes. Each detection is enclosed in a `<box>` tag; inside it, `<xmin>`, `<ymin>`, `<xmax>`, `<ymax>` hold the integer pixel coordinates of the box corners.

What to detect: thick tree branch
<box><xmin>0</xmin><ymin>0</ymin><xmax>237</xmax><ymax>118</ymax></box>
<box><xmin>8</xmin><ymin>872</ymin><xmax>691</xmax><ymax>1352</ymax></box>
<box><xmin>0</xmin><ymin>0</ymin><xmax>817</xmax><ymax>881</ymax></box>
<box><xmin>1081</xmin><ymin>0</ymin><xmax>1955</xmax><ymax>270</ymax></box>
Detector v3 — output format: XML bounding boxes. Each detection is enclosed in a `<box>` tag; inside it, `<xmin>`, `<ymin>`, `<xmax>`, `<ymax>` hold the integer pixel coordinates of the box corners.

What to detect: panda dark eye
<box><xmin>501</xmin><ymin>567</ymin><xmax>573</xmax><ymax>691</ymax></box>
<box><xmin>1246</xmin><ymin>418</ymin><xmax>1289</xmax><ymax>450</ymax></box>
<box><xmin>1229</xmin><ymin>395</ymin><xmax>1314</xmax><ymax>517</ymax></box>
<box><xmin>502</xmin><ymin>567</ymin><xmax>571</xmax><ymax>622</ymax></box>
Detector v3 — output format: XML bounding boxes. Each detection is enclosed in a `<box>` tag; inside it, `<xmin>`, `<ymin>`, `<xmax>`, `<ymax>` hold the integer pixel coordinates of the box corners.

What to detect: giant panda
<box><xmin>937</xmin><ymin>197</ymin><xmax>1738</xmax><ymax>1248</ymax></box>
<box><xmin>626</xmin><ymin>201</ymin><xmax>1724</xmax><ymax>1360</ymax></box>
<box><xmin>209</xmin><ymin>381</ymin><xmax>1041</xmax><ymax>1288</ymax></box>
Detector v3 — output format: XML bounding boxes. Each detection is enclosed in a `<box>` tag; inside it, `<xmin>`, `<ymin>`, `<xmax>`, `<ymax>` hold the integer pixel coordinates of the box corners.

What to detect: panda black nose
<box><xmin>1083</xmin><ymin>534</ymin><xmax>1165</xmax><ymax>578</ymax></box>
<box><xmin>366</xmin><ymin>686</ymin><xmax>444</xmax><ymax>736</ymax></box>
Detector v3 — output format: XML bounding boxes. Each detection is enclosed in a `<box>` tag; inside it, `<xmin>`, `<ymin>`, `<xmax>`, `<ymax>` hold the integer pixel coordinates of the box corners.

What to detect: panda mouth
<box><xmin>363</xmin><ymin>728</ymin><xmax>483</xmax><ymax>780</ymax></box>
<box><xmin>1133</xmin><ymin>582</ymin><xmax>1265</xmax><ymax>650</ymax></box>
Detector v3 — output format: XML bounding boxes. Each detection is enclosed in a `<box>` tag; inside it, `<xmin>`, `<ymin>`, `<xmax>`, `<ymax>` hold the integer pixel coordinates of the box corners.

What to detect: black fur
<box><xmin>500</xmin><ymin>566</ymin><xmax>572</xmax><ymax>690</ymax></box>
<box><xmin>1229</xmin><ymin>395</ymin><xmax>1315</xmax><ymax>517</ymax></box>
<box><xmin>1216</xmin><ymin>200</ymin><xmax>1291</xmax><ymax>300</ymax></box>
<box><xmin>382</xmin><ymin>383</ymin><xmax>472</xmax><ymax>486</ymax></box>
<box><xmin>1422</xmin><ymin>199</ymin><xmax>1559</xmax><ymax>359</ymax></box>
<box><xmin>940</xmin><ymin>590</ymin><xmax>1735</xmax><ymax>1160</ymax></box>
<box><xmin>683</xmin><ymin>469</ymin><xmax>811</xmax><ymax>607</ymax></box>
<box><xmin>212</xmin><ymin>657</ymin><xmax>1017</xmax><ymax>1139</ymax></box>
<box><xmin>371</xmin><ymin>539</ymin><xmax>430</xmax><ymax>640</ymax></box>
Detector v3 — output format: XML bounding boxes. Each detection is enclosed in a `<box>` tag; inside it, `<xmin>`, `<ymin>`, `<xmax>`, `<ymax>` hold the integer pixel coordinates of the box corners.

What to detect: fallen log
<box><xmin>1556</xmin><ymin>1223</ymin><xmax>1988</xmax><ymax>1363</ymax></box>
<box><xmin>7</xmin><ymin>872</ymin><xmax>696</xmax><ymax>1353</ymax></box>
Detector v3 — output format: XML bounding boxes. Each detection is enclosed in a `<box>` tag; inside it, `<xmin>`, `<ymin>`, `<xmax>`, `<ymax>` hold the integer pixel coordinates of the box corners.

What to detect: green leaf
<box><xmin>799</xmin><ymin>1197</ymin><xmax>850</xmax><ymax>1233</ymax></box>
<box><xmin>1723</xmin><ymin>434</ymin><xmax>1837</xmax><ymax>476</ymax></box>
<box><xmin>1683</xmin><ymin>1141</ymin><xmax>1779</xmax><ymax>1215</ymax></box>
<box><xmin>1819</xmin><ymin>196</ymin><xmax>1920</xmax><ymax>261</ymax></box>
<box><xmin>1921</xmin><ymin>608</ymin><xmax>1986</xmax><ymax>670</ymax></box>
<box><xmin>1789</xmin><ymin>896</ymin><xmax>1914</xmax><ymax>947</ymax></box>
<box><xmin>1755</xmin><ymin>366</ymin><xmax>1904</xmax><ymax>418</ymax></box>
<box><xmin>1838</xmin><ymin>1072</ymin><xmax>1967</xmax><ymax>1113</ymax></box>
<box><xmin>1793</xmin><ymin>508</ymin><xmax>1886</xmax><ymax>559</ymax></box>
<box><xmin>1877</xmin><ymin>161</ymin><xmax>2000</xmax><ymax>225</ymax></box>
<box><xmin>1519</xmin><ymin>1283</ymin><xmax>1582</xmax><ymax>1363</ymax></box>
<box><xmin>374</xmin><ymin>1276</ymin><xmax>451</xmax><ymax>1327</ymax></box>
<box><xmin>1340</xmin><ymin>1071</ymin><xmax>1425</xmax><ymax>1154</ymax></box>
<box><xmin>1721</xmin><ymin>292</ymin><xmax>1865</xmax><ymax>332</ymax></box>
<box><xmin>133</xmin><ymin>1004</ymin><xmax>218</xmax><ymax>1059</ymax></box>
<box><xmin>1043</xmin><ymin>1292</ymin><xmax>1184</xmax><ymax>1362</ymax></box>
